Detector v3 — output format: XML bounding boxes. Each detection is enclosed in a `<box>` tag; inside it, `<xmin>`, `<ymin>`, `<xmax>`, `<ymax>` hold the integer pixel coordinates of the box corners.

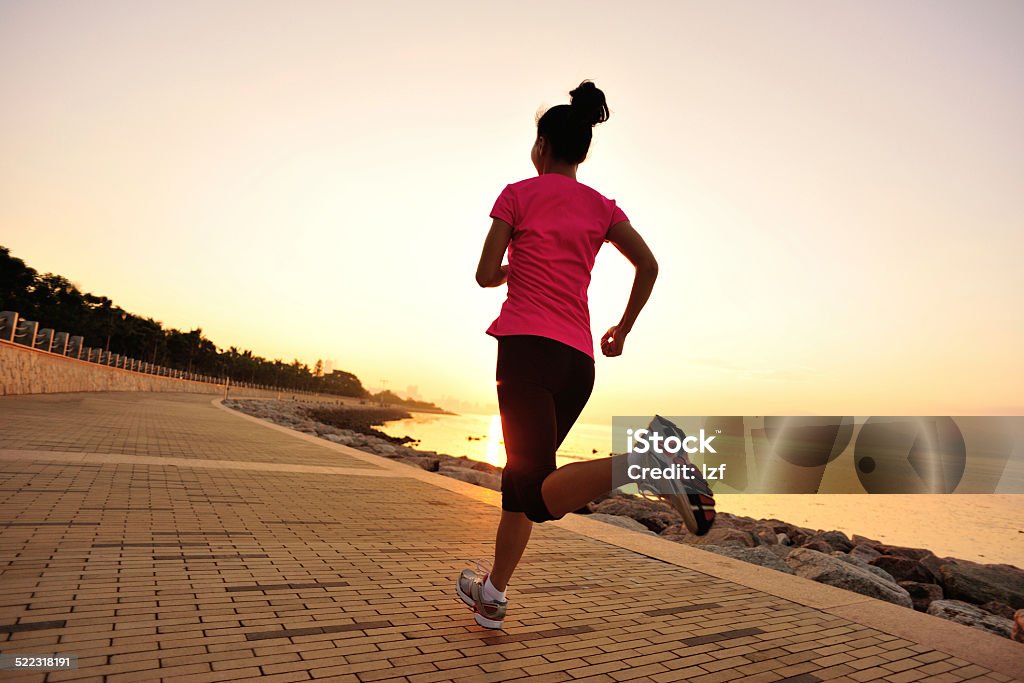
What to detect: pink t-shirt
<box><xmin>486</xmin><ymin>173</ymin><xmax>629</xmax><ymax>359</ymax></box>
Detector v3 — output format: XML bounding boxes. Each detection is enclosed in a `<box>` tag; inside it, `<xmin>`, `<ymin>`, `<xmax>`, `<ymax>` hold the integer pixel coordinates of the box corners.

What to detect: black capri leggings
<box><xmin>495</xmin><ymin>334</ymin><xmax>595</xmax><ymax>523</ymax></box>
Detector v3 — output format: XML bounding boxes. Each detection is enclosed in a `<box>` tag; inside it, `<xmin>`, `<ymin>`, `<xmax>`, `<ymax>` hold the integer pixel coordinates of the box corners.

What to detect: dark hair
<box><xmin>536</xmin><ymin>80</ymin><xmax>609</xmax><ymax>164</ymax></box>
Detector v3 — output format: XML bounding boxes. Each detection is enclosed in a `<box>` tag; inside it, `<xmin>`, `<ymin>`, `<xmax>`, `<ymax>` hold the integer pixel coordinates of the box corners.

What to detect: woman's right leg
<box><xmin>540</xmin><ymin>457</ymin><xmax>615</xmax><ymax>519</ymax></box>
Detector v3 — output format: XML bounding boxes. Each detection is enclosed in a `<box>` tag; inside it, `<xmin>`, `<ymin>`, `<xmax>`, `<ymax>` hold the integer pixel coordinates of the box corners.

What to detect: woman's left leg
<box><xmin>485</xmin><ymin>335</ymin><xmax>562</xmax><ymax>590</ymax></box>
<box><xmin>489</xmin><ymin>373</ymin><xmax>558</xmax><ymax>590</ymax></box>
<box><xmin>486</xmin><ymin>337</ymin><xmax>600</xmax><ymax>590</ymax></box>
<box><xmin>488</xmin><ymin>510</ymin><xmax>532</xmax><ymax>591</ymax></box>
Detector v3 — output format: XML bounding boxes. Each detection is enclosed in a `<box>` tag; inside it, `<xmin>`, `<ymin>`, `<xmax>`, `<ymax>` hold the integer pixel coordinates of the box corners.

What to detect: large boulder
<box><xmin>635</xmin><ymin>511</ymin><xmax>682</xmax><ymax>534</ymax></box>
<box><xmin>767</xmin><ymin>521</ymin><xmax>815</xmax><ymax>546</ymax></box>
<box><xmin>800</xmin><ymin>539</ymin><xmax>835</xmax><ymax>554</ymax></box>
<box><xmin>438</xmin><ymin>465</ymin><xmax>501</xmax><ymax>491</ymax></box>
<box><xmin>1013</xmin><ymin>609</ymin><xmax>1024</xmax><ymax>643</ymax></box>
<box><xmin>932</xmin><ymin>559</ymin><xmax>1024</xmax><ymax>609</ymax></box>
<box><xmin>398</xmin><ymin>455</ymin><xmax>441</xmax><ymax>472</ymax></box>
<box><xmin>590</xmin><ymin>496</ymin><xmax>673</xmax><ymax>519</ymax></box>
<box><xmin>765</xmin><ymin>544</ymin><xmax>796</xmax><ymax>562</ymax></box>
<box><xmin>589</xmin><ymin>513</ymin><xmax>655</xmax><ymax>535</ymax></box>
<box><xmin>849</xmin><ymin>544</ymin><xmax>883</xmax><ymax>564</ymax></box>
<box><xmin>373</xmin><ymin>443</ymin><xmax>399</xmax><ymax>456</ymax></box>
<box><xmin>873</xmin><ymin>543</ymin><xmax>936</xmax><ymax>562</ymax></box>
<box><xmin>870</xmin><ymin>555</ymin><xmax>936</xmax><ymax>584</ymax></box>
<box><xmin>659</xmin><ymin>523</ymin><xmax>694</xmax><ymax>542</ymax></box>
<box><xmin>921</xmin><ymin>554</ymin><xmax>952</xmax><ymax>581</ymax></box>
<box><xmin>852</xmin><ymin>534</ymin><xmax>882</xmax><ymax>547</ymax></box>
<box><xmin>899</xmin><ymin>581</ymin><xmax>944</xmax><ymax>612</ymax></box>
<box><xmin>590</xmin><ymin>497</ymin><xmax>681</xmax><ymax>533</ymax></box>
<box><xmin>690</xmin><ymin>527</ymin><xmax>757</xmax><ymax>548</ymax></box>
<box><xmin>927</xmin><ymin>600</ymin><xmax>1013</xmax><ymax>639</ymax></box>
<box><xmin>981</xmin><ymin>601</ymin><xmax>1016</xmax><ymax>619</ymax></box>
<box><xmin>315</xmin><ymin>425</ymin><xmax>340</xmax><ymax>436</ymax></box>
<box><xmin>831</xmin><ymin>552</ymin><xmax>897</xmax><ymax>583</ymax></box>
<box><xmin>808</xmin><ymin>531</ymin><xmax>853</xmax><ymax>553</ymax></box>
<box><xmin>751</xmin><ymin>525</ymin><xmax>779</xmax><ymax>546</ymax></box>
<box><xmin>700</xmin><ymin>545</ymin><xmax>795</xmax><ymax>574</ymax></box>
<box><xmin>785</xmin><ymin>548</ymin><xmax>913</xmax><ymax>608</ymax></box>
<box><xmin>770</xmin><ymin>524</ymin><xmax>815</xmax><ymax>540</ymax></box>
<box><xmin>658</xmin><ymin>524</ymin><xmax>759</xmax><ymax>548</ymax></box>
<box><xmin>468</xmin><ymin>459</ymin><xmax>501</xmax><ymax>474</ymax></box>
<box><xmin>786</xmin><ymin>529</ymin><xmax>813</xmax><ymax>546</ymax></box>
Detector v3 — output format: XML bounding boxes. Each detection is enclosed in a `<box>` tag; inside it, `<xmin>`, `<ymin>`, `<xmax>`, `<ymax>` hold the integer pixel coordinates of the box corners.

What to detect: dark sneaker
<box><xmin>456</xmin><ymin>568</ymin><xmax>507</xmax><ymax>629</ymax></box>
<box><xmin>635</xmin><ymin>415</ymin><xmax>717</xmax><ymax>536</ymax></box>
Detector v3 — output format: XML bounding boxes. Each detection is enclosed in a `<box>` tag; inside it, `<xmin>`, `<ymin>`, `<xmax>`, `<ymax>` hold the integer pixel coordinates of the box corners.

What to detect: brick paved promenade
<box><xmin>0</xmin><ymin>392</ymin><xmax>1021</xmax><ymax>682</ymax></box>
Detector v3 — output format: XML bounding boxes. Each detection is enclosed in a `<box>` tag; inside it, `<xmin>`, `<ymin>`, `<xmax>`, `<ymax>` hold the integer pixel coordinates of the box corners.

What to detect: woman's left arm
<box><xmin>475</xmin><ymin>218</ymin><xmax>513</xmax><ymax>287</ymax></box>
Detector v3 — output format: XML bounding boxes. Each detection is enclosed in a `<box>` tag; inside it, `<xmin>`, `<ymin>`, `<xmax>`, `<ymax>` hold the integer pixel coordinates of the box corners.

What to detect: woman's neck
<box><xmin>539</xmin><ymin>161</ymin><xmax>578</xmax><ymax>180</ymax></box>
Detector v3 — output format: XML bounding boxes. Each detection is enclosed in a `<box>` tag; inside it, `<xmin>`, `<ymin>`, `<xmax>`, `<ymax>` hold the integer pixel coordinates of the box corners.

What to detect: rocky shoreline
<box><xmin>225</xmin><ymin>398</ymin><xmax>1024</xmax><ymax>643</ymax></box>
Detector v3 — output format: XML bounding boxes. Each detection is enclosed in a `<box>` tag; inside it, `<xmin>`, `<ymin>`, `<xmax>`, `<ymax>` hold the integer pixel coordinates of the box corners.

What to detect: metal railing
<box><xmin>0</xmin><ymin>310</ymin><xmax>319</xmax><ymax>396</ymax></box>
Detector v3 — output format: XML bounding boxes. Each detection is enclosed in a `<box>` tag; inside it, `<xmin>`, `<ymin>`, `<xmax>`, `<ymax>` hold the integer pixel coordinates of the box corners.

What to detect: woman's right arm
<box><xmin>476</xmin><ymin>218</ymin><xmax>513</xmax><ymax>287</ymax></box>
<box><xmin>601</xmin><ymin>220</ymin><xmax>658</xmax><ymax>357</ymax></box>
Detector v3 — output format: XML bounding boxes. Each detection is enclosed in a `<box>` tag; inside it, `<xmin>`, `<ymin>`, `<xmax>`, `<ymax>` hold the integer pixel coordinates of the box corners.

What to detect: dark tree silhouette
<box><xmin>0</xmin><ymin>245</ymin><xmax>369</xmax><ymax>397</ymax></box>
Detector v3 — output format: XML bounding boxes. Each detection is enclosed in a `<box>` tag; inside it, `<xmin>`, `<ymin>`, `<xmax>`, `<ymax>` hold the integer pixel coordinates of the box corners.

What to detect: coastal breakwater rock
<box><xmin>927</xmin><ymin>600</ymin><xmax>1014</xmax><ymax>638</ymax></box>
<box><xmin>224</xmin><ymin>399</ymin><xmax>1024</xmax><ymax>640</ymax></box>
<box><xmin>437</xmin><ymin>463</ymin><xmax>501</xmax><ymax>491</ymax></box>
<box><xmin>829</xmin><ymin>551</ymin><xmax>898</xmax><ymax>584</ymax></box>
<box><xmin>588</xmin><ymin>513</ymin><xmax>656</xmax><ymax>535</ymax></box>
<box><xmin>929</xmin><ymin>558</ymin><xmax>1024</xmax><ymax>610</ymax></box>
<box><xmin>701</xmin><ymin>545</ymin><xmax>795</xmax><ymax>574</ymax></box>
<box><xmin>899</xmin><ymin>581</ymin><xmax>945</xmax><ymax>612</ymax></box>
<box><xmin>589</xmin><ymin>497</ymin><xmax>681</xmax><ymax>534</ymax></box>
<box><xmin>871</xmin><ymin>554</ymin><xmax>937</xmax><ymax>584</ymax></box>
<box><xmin>785</xmin><ymin>548</ymin><xmax>913</xmax><ymax>608</ymax></box>
<box><xmin>849</xmin><ymin>544</ymin><xmax>883</xmax><ymax>563</ymax></box>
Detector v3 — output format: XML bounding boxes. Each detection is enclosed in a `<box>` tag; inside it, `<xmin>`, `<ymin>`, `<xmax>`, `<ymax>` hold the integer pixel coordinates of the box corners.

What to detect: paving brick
<box><xmin>883</xmin><ymin>670</ymin><xmax>929</xmax><ymax>683</ymax></box>
<box><xmin>411</xmin><ymin>665</ymin><xmax>489</xmax><ymax>683</ymax></box>
<box><xmin>850</xmin><ymin>667</ymin><xmax>896</xmax><ymax>682</ymax></box>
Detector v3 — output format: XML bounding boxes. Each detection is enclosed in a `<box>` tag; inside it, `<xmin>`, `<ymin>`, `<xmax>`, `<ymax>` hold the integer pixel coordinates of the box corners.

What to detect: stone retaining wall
<box><xmin>2</xmin><ymin>339</ymin><xmax>288</xmax><ymax>398</ymax></box>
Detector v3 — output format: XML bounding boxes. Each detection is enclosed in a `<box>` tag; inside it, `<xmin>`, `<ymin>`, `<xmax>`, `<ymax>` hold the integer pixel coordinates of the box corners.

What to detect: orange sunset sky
<box><xmin>2</xmin><ymin>1</ymin><xmax>1022</xmax><ymax>423</ymax></box>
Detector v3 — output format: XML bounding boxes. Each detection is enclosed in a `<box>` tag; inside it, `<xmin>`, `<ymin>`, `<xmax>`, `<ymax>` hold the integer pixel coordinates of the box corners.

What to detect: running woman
<box><xmin>457</xmin><ymin>81</ymin><xmax>716</xmax><ymax>629</ymax></box>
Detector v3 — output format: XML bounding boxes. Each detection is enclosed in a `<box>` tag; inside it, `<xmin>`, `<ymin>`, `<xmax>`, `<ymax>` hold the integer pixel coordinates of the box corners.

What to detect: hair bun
<box><xmin>569</xmin><ymin>80</ymin><xmax>609</xmax><ymax>127</ymax></box>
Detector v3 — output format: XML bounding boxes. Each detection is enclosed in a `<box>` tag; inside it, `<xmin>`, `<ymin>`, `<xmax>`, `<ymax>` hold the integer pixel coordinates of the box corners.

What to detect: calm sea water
<box><xmin>380</xmin><ymin>411</ymin><xmax>613</xmax><ymax>468</ymax></box>
<box><xmin>380</xmin><ymin>412</ymin><xmax>1023</xmax><ymax>566</ymax></box>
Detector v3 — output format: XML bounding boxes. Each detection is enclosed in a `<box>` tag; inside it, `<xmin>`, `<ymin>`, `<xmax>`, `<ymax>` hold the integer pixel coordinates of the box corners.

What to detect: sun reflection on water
<box><xmin>485</xmin><ymin>414</ymin><xmax>505</xmax><ymax>468</ymax></box>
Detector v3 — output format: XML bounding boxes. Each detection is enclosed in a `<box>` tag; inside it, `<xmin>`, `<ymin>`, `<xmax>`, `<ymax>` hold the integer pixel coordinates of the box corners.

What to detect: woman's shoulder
<box><xmin>508</xmin><ymin>174</ymin><xmax>615</xmax><ymax>201</ymax></box>
<box><xmin>571</xmin><ymin>178</ymin><xmax>615</xmax><ymax>202</ymax></box>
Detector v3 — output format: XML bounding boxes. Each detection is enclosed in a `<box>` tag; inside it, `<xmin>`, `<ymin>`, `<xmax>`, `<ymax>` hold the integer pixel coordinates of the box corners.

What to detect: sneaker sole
<box><xmin>639</xmin><ymin>483</ymin><xmax>701</xmax><ymax>536</ymax></box>
<box><xmin>663</xmin><ymin>492</ymin><xmax>701</xmax><ymax>535</ymax></box>
<box><xmin>474</xmin><ymin>612</ymin><xmax>503</xmax><ymax>629</ymax></box>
